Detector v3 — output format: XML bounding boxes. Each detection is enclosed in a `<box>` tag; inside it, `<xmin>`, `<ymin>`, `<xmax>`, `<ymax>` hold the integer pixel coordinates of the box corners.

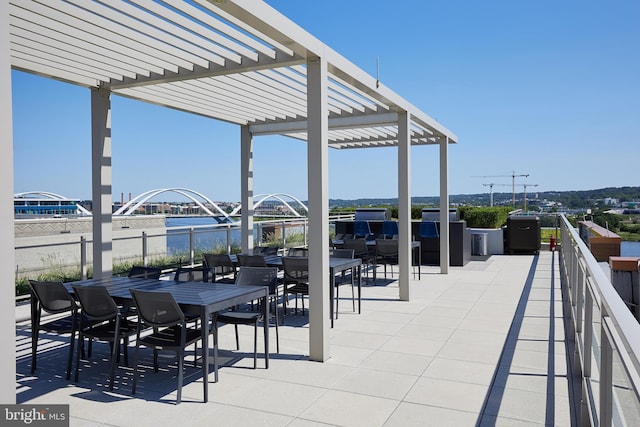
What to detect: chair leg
<box><xmin>131</xmin><ymin>341</ymin><xmax>140</xmax><ymax>395</ymax></box>
<box><xmin>335</xmin><ymin>284</ymin><xmax>340</xmax><ymax>319</ymax></box>
<box><xmin>274</xmin><ymin>308</ymin><xmax>280</xmax><ymax>354</ymax></box>
<box><xmin>74</xmin><ymin>332</ymin><xmax>83</xmax><ymax>383</ymax></box>
<box><xmin>234</xmin><ymin>324</ymin><xmax>240</xmax><ymax>350</ymax></box>
<box><xmin>66</xmin><ymin>327</ymin><xmax>75</xmax><ymax>381</ymax></box>
<box><xmin>109</xmin><ymin>339</ymin><xmax>119</xmax><ymax>391</ymax></box>
<box><xmin>176</xmin><ymin>349</ymin><xmax>184</xmax><ymax>404</ymax></box>
<box><xmin>253</xmin><ymin>321</ymin><xmax>258</xmax><ymax>369</ymax></box>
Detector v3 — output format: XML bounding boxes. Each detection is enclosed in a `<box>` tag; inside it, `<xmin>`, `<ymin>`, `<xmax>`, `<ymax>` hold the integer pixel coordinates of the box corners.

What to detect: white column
<box><xmin>397</xmin><ymin>111</ymin><xmax>411</xmax><ymax>301</ymax></box>
<box><xmin>0</xmin><ymin>1</ymin><xmax>16</xmax><ymax>403</ymax></box>
<box><xmin>439</xmin><ymin>136</ymin><xmax>450</xmax><ymax>274</ymax></box>
<box><xmin>240</xmin><ymin>125</ymin><xmax>254</xmax><ymax>253</ymax></box>
<box><xmin>91</xmin><ymin>88</ymin><xmax>113</xmax><ymax>278</ymax></box>
<box><xmin>307</xmin><ymin>54</ymin><xmax>330</xmax><ymax>361</ymax></box>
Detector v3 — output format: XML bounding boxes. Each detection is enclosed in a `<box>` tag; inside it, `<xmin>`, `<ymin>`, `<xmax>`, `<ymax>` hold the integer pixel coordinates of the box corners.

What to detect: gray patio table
<box><xmin>231</xmin><ymin>254</ymin><xmax>362</xmax><ymax>327</ymax></box>
<box><xmin>65</xmin><ymin>276</ymin><xmax>269</xmax><ymax>403</ymax></box>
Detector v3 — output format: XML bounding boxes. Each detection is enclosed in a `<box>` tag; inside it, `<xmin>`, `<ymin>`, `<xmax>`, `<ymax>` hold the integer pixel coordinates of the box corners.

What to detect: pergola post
<box><xmin>307</xmin><ymin>54</ymin><xmax>330</xmax><ymax>361</ymax></box>
<box><xmin>0</xmin><ymin>0</ymin><xmax>16</xmax><ymax>403</ymax></box>
<box><xmin>91</xmin><ymin>87</ymin><xmax>113</xmax><ymax>279</ymax></box>
<box><xmin>240</xmin><ymin>125</ymin><xmax>254</xmax><ymax>253</ymax></box>
<box><xmin>397</xmin><ymin>111</ymin><xmax>411</xmax><ymax>301</ymax></box>
<box><xmin>439</xmin><ymin>136</ymin><xmax>450</xmax><ymax>274</ymax></box>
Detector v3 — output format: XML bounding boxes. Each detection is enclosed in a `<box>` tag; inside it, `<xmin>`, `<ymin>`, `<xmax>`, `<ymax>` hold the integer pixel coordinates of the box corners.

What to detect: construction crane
<box><xmin>482</xmin><ymin>183</ymin><xmax>503</xmax><ymax>207</ymax></box>
<box><xmin>473</xmin><ymin>171</ymin><xmax>529</xmax><ymax>206</ymax></box>
<box><xmin>521</xmin><ymin>183</ymin><xmax>539</xmax><ymax>213</ymax></box>
<box><xmin>483</xmin><ymin>183</ymin><xmax>538</xmax><ymax>210</ymax></box>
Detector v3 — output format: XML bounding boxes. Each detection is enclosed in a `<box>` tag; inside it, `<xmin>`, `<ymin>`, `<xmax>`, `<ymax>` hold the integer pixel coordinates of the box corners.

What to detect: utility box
<box><xmin>505</xmin><ymin>216</ymin><xmax>541</xmax><ymax>254</ymax></box>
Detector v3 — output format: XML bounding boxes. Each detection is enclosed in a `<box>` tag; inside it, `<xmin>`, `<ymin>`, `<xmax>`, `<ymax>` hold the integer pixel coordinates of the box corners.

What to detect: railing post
<box><xmin>571</xmin><ymin>246</ymin><xmax>579</xmax><ymax>303</ymax></box>
<box><xmin>256</xmin><ymin>222</ymin><xmax>262</xmax><ymax>247</ymax></box>
<box><xmin>584</xmin><ymin>289</ymin><xmax>593</xmax><ymax>378</ymax></box>
<box><xmin>189</xmin><ymin>227</ymin><xmax>195</xmax><ymax>265</ymax></box>
<box><xmin>281</xmin><ymin>220</ymin><xmax>286</xmax><ymax>251</ymax></box>
<box><xmin>80</xmin><ymin>236</ymin><xmax>87</xmax><ymax>280</ymax></box>
<box><xmin>576</xmin><ymin>259</ymin><xmax>585</xmax><ymax>334</ymax></box>
<box><xmin>304</xmin><ymin>218</ymin><xmax>308</xmax><ymax>247</ymax></box>
<box><xmin>226</xmin><ymin>225</ymin><xmax>231</xmax><ymax>254</ymax></box>
<box><xmin>600</xmin><ymin>315</ymin><xmax>613</xmax><ymax>427</ymax></box>
<box><xmin>142</xmin><ymin>231</ymin><xmax>148</xmax><ymax>266</ymax></box>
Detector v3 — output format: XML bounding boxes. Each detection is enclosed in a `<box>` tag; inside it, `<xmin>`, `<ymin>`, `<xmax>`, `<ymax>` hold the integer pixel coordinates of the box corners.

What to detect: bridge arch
<box><xmin>114</xmin><ymin>188</ymin><xmax>230</xmax><ymax>220</ymax></box>
<box><xmin>230</xmin><ymin>193</ymin><xmax>308</xmax><ymax>217</ymax></box>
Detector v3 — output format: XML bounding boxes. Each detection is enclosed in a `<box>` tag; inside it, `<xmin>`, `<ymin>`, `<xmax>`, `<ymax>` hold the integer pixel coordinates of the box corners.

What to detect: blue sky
<box><xmin>11</xmin><ymin>0</ymin><xmax>640</xmax><ymax>203</ymax></box>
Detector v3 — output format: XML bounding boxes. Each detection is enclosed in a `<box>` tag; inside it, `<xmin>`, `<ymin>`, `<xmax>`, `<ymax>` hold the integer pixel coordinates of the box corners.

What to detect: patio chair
<box><xmin>129</xmin><ymin>289</ymin><xmax>203</xmax><ymax>404</ymax></box>
<box><xmin>287</xmin><ymin>247</ymin><xmax>308</xmax><ymax>257</ymax></box>
<box><xmin>253</xmin><ymin>246</ymin><xmax>279</xmax><ymax>256</ymax></box>
<box><xmin>381</xmin><ymin>220</ymin><xmax>399</xmax><ymax>239</ymax></box>
<box><xmin>237</xmin><ymin>254</ymin><xmax>268</xmax><ymax>267</ymax></box>
<box><xmin>203</xmin><ymin>253</ymin><xmax>237</xmax><ymax>283</ymax></box>
<box><xmin>71</xmin><ymin>285</ymin><xmax>136</xmax><ymax>391</ymax></box>
<box><xmin>353</xmin><ymin>220</ymin><xmax>374</xmax><ymax>240</ymax></box>
<box><xmin>281</xmin><ymin>256</ymin><xmax>309</xmax><ymax>316</ymax></box>
<box><xmin>128</xmin><ymin>265</ymin><xmax>162</xmax><ymax>279</ymax></box>
<box><xmin>28</xmin><ymin>280</ymin><xmax>79</xmax><ymax>380</ymax></box>
<box><xmin>375</xmin><ymin>239</ymin><xmax>399</xmax><ymax>281</ymax></box>
<box><xmin>419</xmin><ymin>221</ymin><xmax>439</xmax><ymax>238</ymax></box>
<box><xmin>329</xmin><ymin>248</ymin><xmax>356</xmax><ymax>318</ymax></box>
<box><xmin>343</xmin><ymin>238</ymin><xmax>374</xmax><ymax>282</ymax></box>
<box><xmin>173</xmin><ymin>266</ymin><xmax>213</xmax><ymax>283</ymax></box>
<box><xmin>213</xmin><ymin>267</ymin><xmax>280</xmax><ymax>367</ymax></box>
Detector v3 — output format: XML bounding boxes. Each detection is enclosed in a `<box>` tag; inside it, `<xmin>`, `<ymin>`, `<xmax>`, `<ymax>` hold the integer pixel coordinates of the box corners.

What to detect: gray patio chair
<box><xmin>128</xmin><ymin>265</ymin><xmax>162</xmax><ymax>279</ymax></box>
<box><xmin>173</xmin><ymin>266</ymin><xmax>213</xmax><ymax>283</ymax></box>
<box><xmin>329</xmin><ymin>248</ymin><xmax>356</xmax><ymax>318</ymax></box>
<box><xmin>343</xmin><ymin>238</ymin><xmax>374</xmax><ymax>282</ymax></box>
<box><xmin>375</xmin><ymin>238</ymin><xmax>399</xmax><ymax>281</ymax></box>
<box><xmin>71</xmin><ymin>285</ymin><xmax>136</xmax><ymax>391</ymax></box>
<box><xmin>237</xmin><ymin>254</ymin><xmax>268</xmax><ymax>267</ymax></box>
<box><xmin>281</xmin><ymin>256</ymin><xmax>309</xmax><ymax>316</ymax></box>
<box><xmin>129</xmin><ymin>289</ymin><xmax>203</xmax><ymax>404</ymax></box>
<box><xmin>203</xmin><ymin>253</ymin><xmax>237</xmax><ymax>283</ymax></box>
<box><xmin>213</xmin><ymin>267</ymin><xmax>280</xmax><ymax>367</ymax></box>
<box><xmin>28</xmin><ymin>280</ymin><xmax>79</xmax><ymax>380</ymax></box>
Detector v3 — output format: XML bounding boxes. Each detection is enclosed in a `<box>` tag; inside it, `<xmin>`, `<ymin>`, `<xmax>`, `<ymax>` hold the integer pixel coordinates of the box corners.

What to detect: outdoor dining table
<box><xmin>230</xmin><ymin>254</ymin><xmax>362</xmax><ymax>328</ymax></box>
<box><xmin>62</xmin><ymin>275</ymin><xmax>269</xmax><ymax>403</ymax></box>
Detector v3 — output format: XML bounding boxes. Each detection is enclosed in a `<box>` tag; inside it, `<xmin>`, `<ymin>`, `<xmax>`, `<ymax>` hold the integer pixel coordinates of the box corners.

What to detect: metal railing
<box><xmin>14</xmin><ymin>214</ymin><xmax>355</xmax><ymax>281</ymax></box>
<box><xmin>559</xmin><ymin>214</ymin><xmax>640</xmax><ymax>426</ymax></box>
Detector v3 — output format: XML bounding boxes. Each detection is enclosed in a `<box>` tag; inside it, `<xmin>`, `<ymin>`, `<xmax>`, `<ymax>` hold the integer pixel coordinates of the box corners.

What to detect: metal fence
<box><xmin>559</xmin><ymin>214</ymin><xmax>640</xmax><ymax>426</ymax></box>
<box><xmin>14</xmin><ymin>214</ymin><xmax>355</xmax><ymax>281</ymax></box>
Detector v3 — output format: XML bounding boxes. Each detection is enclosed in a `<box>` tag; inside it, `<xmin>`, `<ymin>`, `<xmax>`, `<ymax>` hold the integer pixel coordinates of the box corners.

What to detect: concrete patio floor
<box><xmin>15</xmin><ymin>251</ymin><xmax>577</xmax><ymax>426</ymax></box>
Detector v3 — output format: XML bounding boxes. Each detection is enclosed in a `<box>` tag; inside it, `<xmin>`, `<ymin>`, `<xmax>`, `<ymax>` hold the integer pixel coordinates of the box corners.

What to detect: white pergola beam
<box><xmin>250</xmin><ymin>112</ymin><xmax>399</xmax><ymax>135</ymax></box>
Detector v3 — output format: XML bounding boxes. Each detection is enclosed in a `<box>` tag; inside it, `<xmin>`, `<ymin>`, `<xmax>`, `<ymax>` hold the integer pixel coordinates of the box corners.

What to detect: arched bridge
<box><xmin>114</xmin><ymin>188</ymin><xmax>231</xmax><ymax>221</ymax></box>
<box><xmin>230</xmin><ymin>193</ymin><xmax>308</xmax><ymax>217</ymax></box>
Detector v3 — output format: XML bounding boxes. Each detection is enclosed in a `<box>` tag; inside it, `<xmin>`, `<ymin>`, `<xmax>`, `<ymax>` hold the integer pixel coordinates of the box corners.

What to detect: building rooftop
<box><xmin>16</xmin><ymin>250</ymin><xmax>575</xmax><ymax>426</ymax></box>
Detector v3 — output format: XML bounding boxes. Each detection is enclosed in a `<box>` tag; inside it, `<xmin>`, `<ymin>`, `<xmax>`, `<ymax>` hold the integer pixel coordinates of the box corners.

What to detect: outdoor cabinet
<box><xmin>412</xmin><ymin>221</ymin><xmax>471</xmax><ymax>267</ymax></box>
<box><xmin>504</xmin><ymin>216</ymin><xmax>541</xmax><ymax>254</ymax></box>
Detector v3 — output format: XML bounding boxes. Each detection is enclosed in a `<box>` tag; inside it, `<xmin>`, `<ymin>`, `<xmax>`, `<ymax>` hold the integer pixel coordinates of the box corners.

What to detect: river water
<box><xmin>166</xmin><ymin>217</ymin><xmax>241</xmax><ymax>255</ymax></box>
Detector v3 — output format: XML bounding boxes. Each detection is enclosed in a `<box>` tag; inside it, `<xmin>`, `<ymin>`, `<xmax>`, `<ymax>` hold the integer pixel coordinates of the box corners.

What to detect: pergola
<box><xmin>1</xmin><ymin>0</ymin><xmax>457</xmax><ymax>403</ymax></box>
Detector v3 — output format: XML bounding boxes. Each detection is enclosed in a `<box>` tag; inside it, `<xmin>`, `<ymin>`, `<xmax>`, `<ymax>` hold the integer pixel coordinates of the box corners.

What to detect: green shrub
<box><xmin>460</xmin><ymin>206</ymin><xmax>511</xmax><ymax>228</ymax></box>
